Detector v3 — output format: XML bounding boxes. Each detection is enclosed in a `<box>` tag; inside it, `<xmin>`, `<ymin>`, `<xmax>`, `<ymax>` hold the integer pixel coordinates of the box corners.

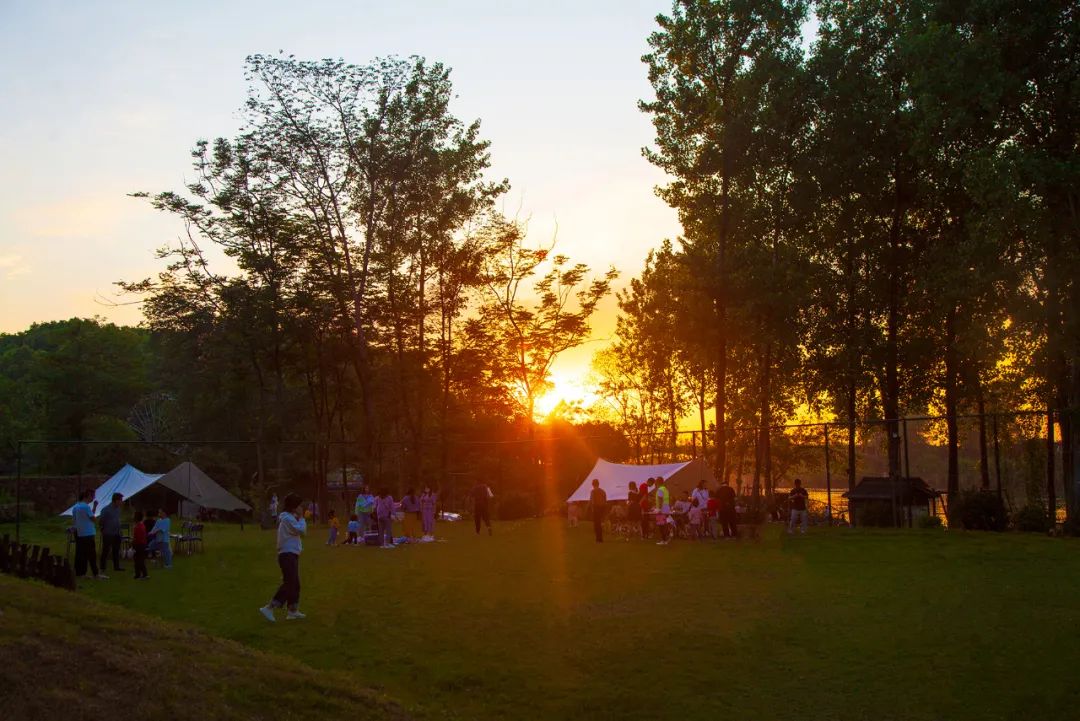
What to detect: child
<box><xmin>375</xmin><ymin>489</ymin><xmax>395</xmax><ymax>548</ymax></box>
<box><xmin>419</xmin><ymin>486</ymin><xmax>437</xmax><ymax>539</ymax></box>
<box><xmin>326</xmin><ymin>509</ymin><xmax>339</xmax><ymax>546</ymax></box>
<box><xmin>132</xmin><ymin>510</ymin><xmax>149</xmax><ymax>580</ymax></box>
<box><xmin>688</xmin><ymin>499</ymin><xmax>703</xmax><ymax>541</ymax></box>
<box><xmin>346</xmin><ymin>514</ymin><xmax>361</xmax><ymax>544</ymax></box>
<box><xmin>259</xmin><ymin>493</ymin><xmax>307</xmax><ymax>622</ymax></box>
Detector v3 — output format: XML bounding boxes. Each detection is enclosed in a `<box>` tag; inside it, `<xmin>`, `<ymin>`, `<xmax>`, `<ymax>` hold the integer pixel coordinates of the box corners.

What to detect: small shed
<box><xmin>843</xmin><ymin>476</ymin><xmax>942</xmax><ymax>527</ymax></box>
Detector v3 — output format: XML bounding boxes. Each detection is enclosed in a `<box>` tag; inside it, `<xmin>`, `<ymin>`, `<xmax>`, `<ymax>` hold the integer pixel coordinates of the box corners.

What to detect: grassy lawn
<box><xmin>5</xmin><ymin>518</ymin><xmax>1080</xmax><ymax>720</ymax></box>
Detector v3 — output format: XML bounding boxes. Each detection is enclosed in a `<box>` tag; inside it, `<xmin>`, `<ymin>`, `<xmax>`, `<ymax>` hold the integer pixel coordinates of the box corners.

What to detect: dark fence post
<box><xmin>993</xmin><ymin>413</ymin><xmax>1002</xmax><ymax>500</ymax></box>
<box><xmin>15</xmin><ymin>440</ymin><xmax>22</xmax><ymax>544</ymax></box>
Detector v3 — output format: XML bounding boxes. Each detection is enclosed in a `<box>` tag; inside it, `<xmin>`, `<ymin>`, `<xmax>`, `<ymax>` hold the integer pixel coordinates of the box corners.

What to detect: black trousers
<box><xmin>720</xmin><ymin>511</ymin><xmax>738</xmax><ymax>538</ymax></box>
<box><xmin>272</xmin><ymin>552</ymin><xmax>301</xmax><ymax>609</ymax></box>
<box><xmin>133</xmin><ymin>544</ymin><xmax>148</xmax><ymax>578</ymax></box>
<box><xmin>100</xmin><ymin>534</ymin><xmax>122</xmax><ymax>570</ymax></box>
<box><xmin>474</xmin><ymin>503</ymin><xmax>491</xmax><ymax>533</ymax></box>
<box><xmin>74</xmin><ymin>535</ymin><xmax>99</xmax><ymax>577</ymax></box>
<box><xmin>593</xmin><ymin>514</ymin><xmax>604</xmax><ymax>542</ymax></box>
<box><xmin>639</xmin><ymin>515</ymin><xmax>649</xmax><ymax>538</ymax></box>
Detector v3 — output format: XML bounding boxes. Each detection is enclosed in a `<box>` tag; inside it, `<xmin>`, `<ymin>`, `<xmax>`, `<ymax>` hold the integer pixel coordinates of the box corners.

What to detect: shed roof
<box><xmin>842</xmin><ymin>476</ymin><xmax>941</xmax><ymax>503</ymax></box>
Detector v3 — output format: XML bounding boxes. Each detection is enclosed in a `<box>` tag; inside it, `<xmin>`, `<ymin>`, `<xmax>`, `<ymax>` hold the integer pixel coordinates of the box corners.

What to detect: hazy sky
<box><xmin>0</xmin><ymin>0</ymin><xmax>682</xmax><ymax>400</ymax></box>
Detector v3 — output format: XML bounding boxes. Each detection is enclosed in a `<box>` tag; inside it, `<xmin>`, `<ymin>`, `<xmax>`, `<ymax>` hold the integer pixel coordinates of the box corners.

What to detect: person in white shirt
<box><xmin>692</xmin><ymin>481</ymin><xmax>712</xmax><ymax>539</ymax></box>
<box><xmin>260</xmin><ymin>493</ymin><xmax>307</xmax><ymax>621</ymax></box>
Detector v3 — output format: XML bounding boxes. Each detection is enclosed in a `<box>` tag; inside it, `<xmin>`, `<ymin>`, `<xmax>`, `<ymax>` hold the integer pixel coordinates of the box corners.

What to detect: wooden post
<box><xmin>992</xmin><ymin>413</ymin><xmax>1002</xmax><ymax>500</ymax></box>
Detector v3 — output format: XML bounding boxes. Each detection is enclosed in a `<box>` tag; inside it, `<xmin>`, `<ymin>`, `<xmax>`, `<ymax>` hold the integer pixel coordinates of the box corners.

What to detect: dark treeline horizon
<box><xmin>1</xmin><ymin>1</ymin><xmax>1077</xmax><ymax>522</ymax></box>
<box><xmin>592</xmin><ymin>0</ymin><xmax>1078</xmax><ymax>519</ymax></box>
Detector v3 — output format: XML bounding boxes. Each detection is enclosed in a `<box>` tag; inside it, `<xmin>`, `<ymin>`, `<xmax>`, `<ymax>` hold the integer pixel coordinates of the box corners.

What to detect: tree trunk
<box><xmin>847</xmin><ymin>379</ymin><xmax>857</xmax><ymax>491</ymax></box>
<box><xmin>698</xmin><ymin>378</ymin><xmax>708</xmax><ymax>461</ymax></box>
<box><xmin>713</xmin><ymin>164</ymin><xmax>729</xmax><ymax>482</ymax></box>
<box><xmin>1047</xmin><ymin>406</ymin><xmax>1057</xmax><ymax>522</ymax></box>
<box><xmin>945</xmin><ymin>304</ymin><xmax>960</xmax><ymax>496</ymax></box>
<box><xmin>761</xmin><ymin>342</ymin><xmax>773</xmax><ymax>501</ymax></box>
<box><xmin>976</xmin><ymin>375</ymin><xmax>990</xmax><ymax>490</ymax></box>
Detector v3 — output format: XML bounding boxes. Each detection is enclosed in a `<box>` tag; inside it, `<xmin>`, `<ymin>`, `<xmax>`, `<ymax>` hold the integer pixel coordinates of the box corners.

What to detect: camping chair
<box><xmin>178</xmin><ymin>523</ymin><xmax>204</xmax><ymax>554</ymax></box>
<box><xmin>120</xmin><ymin>522</ymin><xmax>132</xmax><ymax>558</ymax></box>
<box><xmin>65</xmin><ymin>527</ymin><xmax>77</xmax><ymax>564</ymax></box>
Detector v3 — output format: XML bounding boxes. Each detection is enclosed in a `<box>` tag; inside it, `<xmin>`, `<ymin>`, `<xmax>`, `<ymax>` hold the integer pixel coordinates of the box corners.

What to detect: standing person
<box><xmin>98</xmin><ymin>492</ymin><xmax>125</xmax><ymax>573</ymax></box>
<box><xmin>588</xmin><ymin>479</ymin><xmax>607</xmax><ymax>543</ymax></box>
<box><xmin>419</xmin><ymin>486</ymin><xmax>438</xmax><ymax>539</ymax></box>
<box><xmin>788</xmin><ymin>478</ymin><xmax>810</xmax><ymax>535</ymax></box>
<box><xmin>148</xmin><ymin>508</ymin><xmax>173</xmax><ymax>569</ymax></box>
<box><xmin>639</xmin><ymin>478</ymin><xmax>654</xmax><ymax>538</ymax></box>
<box><xmin>654</xmin><ymin>476</ymin><xmax>672</xmax><ymax>545</ymax></box>
<box><xmin>131</xmin><ymin>510</ymin><xmax>149</xmax><ymax>580</ymax></box>
<box><xmin>355</xmin><ymin>486</ymin><xmax>375</xmax><ymax>536</ymax></box>
<box><xmin>706</xmin><ymin>491</ymin><xmax>720</xmax><ymax>539</ymax></box>
<box><xmin>688</xmin><ymin>499</ymin><xmax>703</xmax><ymax>540</ymax></box>
<box><xmin>71</xmin><ymin>490</ymin><xmax>106</xmax><ymax>579</ymax></box>
<box><xmin>401</xmin><ymin>488</ymin><xmax>421</xmax><ymax>540</ymax></box>
<box><xmin>717</xmin><ymin>480</ymin><xmax>738</xmax><ymax>539</ymax></box>
<box><xmin>269</xmin><ymin>494</ymin><xmax>279</xmax><ymax>519</ymax></box>
<box><xmin>259</xmin><ymin>493</ymin><xmax>307</xmax><ymax>621</ymax></box>
<box><xmin>375</xmin><ymin>489</ymin><xmax>396</xmax><ymax>548</ymax></box>
<box><xmin>627</xmin><ymin>482</ymin><xmax>642</xmax><ymax>539</ymax></box>
<box><xmin>346</xmin><ymin>514</ymin><xmax>361</xmax><ymax>544</ymax></box>
<box><xmin>471</xmin><ymin>480</ymin><xmax>493</xmax><ymax>535</ymax></box>
<box><xmin>326</xmin><ymin>509</ymin><xmax>339</xmax><ymax>546</ymax></box>
<box><xmin>692</xmin><ymin>481</ymin><xmax>710</xmax><ymax>520</ymax></box>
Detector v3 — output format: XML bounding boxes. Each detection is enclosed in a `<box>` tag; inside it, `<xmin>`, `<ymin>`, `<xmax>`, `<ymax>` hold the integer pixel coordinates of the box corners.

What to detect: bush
<box><xmin>496</xmin><ymin>492</ymin><xmax>537</xmax><ymax>521</ymax></box>
<box><xmin>856</xmin><ymin>502</ymin><xmax>896</xmax><ymax>527</ymax></box>
<box><xmin>918</xmin><ymin>515</ymin><xmax>943</xmax><ymax>529</ymax></box>
<box><xmin>1012</xmin><ymin>504</ymin><xmax>1051</xmax><ymax>533</ymax></box>
<box><xmin>947</xmin><ymin>490</ymin><xmax>1008</xmax><ymax>532</ymax></box>
<box><xmin>1061</xmin><ymin>515</ymin><xmax>1080</xmax><ymax>537</ymax></box>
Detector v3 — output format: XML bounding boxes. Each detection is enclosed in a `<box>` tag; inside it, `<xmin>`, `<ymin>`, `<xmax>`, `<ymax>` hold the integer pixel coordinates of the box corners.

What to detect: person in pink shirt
<box><xmin>375</xmin><ymin>489</ymin><xmax>396</xmax><ymax>548</ymax></box>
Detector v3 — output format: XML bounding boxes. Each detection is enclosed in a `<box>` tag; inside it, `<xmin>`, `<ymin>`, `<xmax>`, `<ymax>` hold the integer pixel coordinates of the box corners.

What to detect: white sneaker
<box><xmin>286</xmin><ymin>610</ymin><xmax>306</xmax><ymax>620</ymax></box>
<box><xmin>259</xmin><ymin>606</ymin><xmax>276</xmax><ymax>622</ymax></box>
<box><xmin>95</xmin><ymin>574</ymin><xmax>109</xmax><ymax>580</ymax></box>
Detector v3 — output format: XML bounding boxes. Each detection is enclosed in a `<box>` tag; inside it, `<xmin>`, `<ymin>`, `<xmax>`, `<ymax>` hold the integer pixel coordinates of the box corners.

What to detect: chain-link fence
<box><xmin>1</xmin><ymin>410</ymin><xmax>1072</xmax><ymax>539</ymax></box>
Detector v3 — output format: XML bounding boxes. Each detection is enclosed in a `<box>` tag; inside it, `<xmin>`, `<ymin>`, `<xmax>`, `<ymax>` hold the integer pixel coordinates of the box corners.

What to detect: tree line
<box><xmin>591</xmin><ymin>0</ymin><xmax>1078</xmax><ymax>516</ymax></box>
<box><xmin>110</xmin><ymin>55</ymin><xmax>615</xmax><ymax>512</ymax></box>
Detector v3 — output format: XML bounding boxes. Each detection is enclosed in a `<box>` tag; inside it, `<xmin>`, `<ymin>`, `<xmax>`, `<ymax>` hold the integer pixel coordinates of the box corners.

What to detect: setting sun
<box><xmin>532</xmin><ymin>369</ymin><xmax>598</xmax><ymax>420</ymax></box>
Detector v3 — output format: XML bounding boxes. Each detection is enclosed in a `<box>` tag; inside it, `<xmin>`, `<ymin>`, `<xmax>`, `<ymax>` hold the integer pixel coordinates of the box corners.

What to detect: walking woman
<box><xmin>420</xmin><ymin>485</ymin><xmax>438</xmax><ymax>539</ymax></box>
<box><xmin>259</xmin><ymin>493</ymin><xmax>307</xmax><ymax>621</ymax></box>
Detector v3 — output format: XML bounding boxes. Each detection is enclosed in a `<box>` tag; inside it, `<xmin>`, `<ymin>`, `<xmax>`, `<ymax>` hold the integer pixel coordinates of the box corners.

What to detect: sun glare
<box><xmin>532</xmin><ymin>370</ymin><xmax>596</xmax><ymax>420</ymax></box>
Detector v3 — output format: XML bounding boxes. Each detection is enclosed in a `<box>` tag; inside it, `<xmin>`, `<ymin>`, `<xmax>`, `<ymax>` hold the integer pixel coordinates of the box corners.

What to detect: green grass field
<box><xmin>5</xmin><ymin>518</ymin><xmax>1080</xmax><ymax>720</ymax></box>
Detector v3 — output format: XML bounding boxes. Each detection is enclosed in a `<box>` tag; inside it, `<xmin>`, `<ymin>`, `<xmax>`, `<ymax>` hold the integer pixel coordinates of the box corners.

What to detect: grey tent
<box><xmin>156</xmin><ymin>462</ymin><xmax>251</xmax><ymax>514</ymax></box>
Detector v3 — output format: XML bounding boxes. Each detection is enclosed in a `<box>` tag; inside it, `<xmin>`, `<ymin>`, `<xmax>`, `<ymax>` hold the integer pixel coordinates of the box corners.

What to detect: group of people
<box><xmin>69</xmin><ymin>489</ymin><xmax>175</xmax><ymax>580</ymax></box>
<box><xmin>585</xmin><ymin>477</ymin><xmax>813</xmax><ymax>543</ymax></box>
<box><xmin>321</xmin><ymin>485</ymin><xmax>441</xmax><ymax>549</ymax></box>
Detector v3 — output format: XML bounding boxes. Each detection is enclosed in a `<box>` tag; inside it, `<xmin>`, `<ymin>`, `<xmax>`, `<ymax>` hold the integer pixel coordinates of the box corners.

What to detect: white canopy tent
<box><xmin>566</xmin><ymin>457</ymin><xmax>716</xmax><ymax>503</ymax></box>
<box><xmin>60</xmin><ymin>462</ymin><xmax>250</xmax><ymax>516</ymax></box>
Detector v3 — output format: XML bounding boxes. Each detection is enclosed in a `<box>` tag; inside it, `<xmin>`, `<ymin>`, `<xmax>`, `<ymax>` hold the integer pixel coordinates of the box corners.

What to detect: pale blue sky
<box><xmin>0</xmin><ymin>0</ymin><xmax>681</xmax><ymax>393</ymax></box>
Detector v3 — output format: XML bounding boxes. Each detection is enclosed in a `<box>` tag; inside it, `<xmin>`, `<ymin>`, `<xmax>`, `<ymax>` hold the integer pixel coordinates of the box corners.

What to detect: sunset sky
<box><xmin>0</xmin><ymin>0</ymin><xmax>682</xmax><ymax>407</ymax></box>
